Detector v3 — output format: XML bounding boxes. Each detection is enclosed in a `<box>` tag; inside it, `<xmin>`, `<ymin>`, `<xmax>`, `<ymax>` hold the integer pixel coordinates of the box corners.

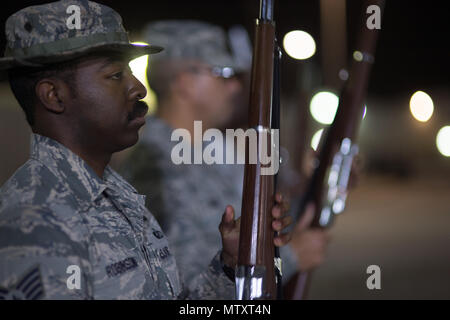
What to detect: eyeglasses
<box><xmin>189</xmin><ymin>66</ymin><xmax>236</xmax><ymax>79</ymax></box>
<box><xmin>211</xmin><ymin>66</ymin><xmax>236</xmax><ymax>79</ymax></box>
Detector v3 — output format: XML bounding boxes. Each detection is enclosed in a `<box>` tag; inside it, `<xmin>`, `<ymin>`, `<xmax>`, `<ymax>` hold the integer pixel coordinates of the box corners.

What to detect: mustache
<box><xmin>127</xmin><ymin>100</ymin><xmax>149</xmax><ymax>121</ymax></box>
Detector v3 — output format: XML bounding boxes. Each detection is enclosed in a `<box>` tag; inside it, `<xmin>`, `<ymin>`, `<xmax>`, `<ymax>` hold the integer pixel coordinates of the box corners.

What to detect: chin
<box><xmin>114</xmin><ymin>132</ymin><xmax>140</xmax><ymax>153</ymax></box>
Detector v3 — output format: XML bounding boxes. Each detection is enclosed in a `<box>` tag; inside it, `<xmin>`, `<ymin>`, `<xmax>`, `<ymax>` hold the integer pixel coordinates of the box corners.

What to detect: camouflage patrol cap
<box><xmin>143</xmin><ymin>20</ymin><xmax>246</xmax><ymax>73</ymax></box>
<box><xmin>0</xmin><ymin>0</ymin><xmax>163</xmax><ymax>70</ymax></box>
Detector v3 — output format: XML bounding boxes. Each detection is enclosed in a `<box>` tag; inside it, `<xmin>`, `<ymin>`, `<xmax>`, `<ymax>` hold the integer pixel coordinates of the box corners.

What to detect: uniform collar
<box><xmin>29</xmin><ymin>133</ymin><xmax>138</xmax><ymax>204</ymax></box>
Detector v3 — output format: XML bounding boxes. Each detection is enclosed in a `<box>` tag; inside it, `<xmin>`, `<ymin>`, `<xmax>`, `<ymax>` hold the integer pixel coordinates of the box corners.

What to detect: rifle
<box><xmin>235</xmin><ymin>0</ymin><xmax>282</xmax><ymax>300</ymax></box>
<box><xmin>286</xmin><ymin>0</ymin><xmax>385</xmax><ymax>300</ymax></box>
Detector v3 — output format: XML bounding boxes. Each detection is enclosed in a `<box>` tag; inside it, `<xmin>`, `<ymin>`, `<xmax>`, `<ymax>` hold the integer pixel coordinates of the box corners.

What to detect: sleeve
<box><xmin>184</xmin><ymin>250</ymin><xmax>235</xmax><ymax>300</ymax></box>
<box><xmin>0</xmin><ymin>206</ymin><xmax>93</xmax><ymax>300</ymax></box>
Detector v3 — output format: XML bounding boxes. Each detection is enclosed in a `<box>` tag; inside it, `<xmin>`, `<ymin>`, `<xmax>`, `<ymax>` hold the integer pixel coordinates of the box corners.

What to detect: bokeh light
<box><xmin>311</xmin><ymin>128</ymin><xmax>324</xmax><ymax>151</ymax></box>
<box><xmin>338</xmin><ymin>68</ymin><xmax>349</xmax><ymax>81</ymax></box>
<box><xmin>129</xmin><ymin>42</ymin><xmax>157</xmax><ymax>113</ymax></box>
<box><xmin>283</xmin><ymin>30</ymin><xmax>316</xmax><ymax>60</ymax></box>
<box><xmin>353</xmin><ymin>50</ymin><xmax>363</xmax><ymax>62</ymax></box>
<box><xmin>436</xmin><ymin>126</ymin><xmax>450</xmax><ymax>157</ymax></box>
<box><xmin>310</xmin><ymin>91</ymin><xmax>339</xmax><ymax>125</ymax></box>
<box><xmin>409</xmin><ymin>90</ymin><xmax>434</xmax><ymax>122</ymax></box>
<box><xmin>310</xmin><ymin>91</ymin><xmax>368</xmax><ymax>125</ymax></box>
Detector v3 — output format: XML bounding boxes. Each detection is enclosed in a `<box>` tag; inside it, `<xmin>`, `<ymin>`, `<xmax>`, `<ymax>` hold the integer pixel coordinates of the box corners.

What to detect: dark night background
<box><xmin>1</xmin><ymin>0</ymin><xmax>449</xmax><ymax>96</ymax></box>
<box><xmin>0</xmin><ymin>0</ymin><xmax>449</xmax><ymax>300</ymax></box>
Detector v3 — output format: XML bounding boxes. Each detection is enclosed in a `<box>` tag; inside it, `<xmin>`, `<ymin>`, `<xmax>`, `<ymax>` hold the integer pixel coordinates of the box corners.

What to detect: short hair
<box><xmin>8</xmin><ymin>61</ymin><xmax>78</xmax><ymax>127</ymax></box>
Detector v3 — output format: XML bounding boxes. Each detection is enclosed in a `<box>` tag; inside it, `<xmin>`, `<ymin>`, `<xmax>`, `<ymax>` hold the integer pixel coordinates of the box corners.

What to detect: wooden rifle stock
<box><xmin>287</xmin><ymin>0</ymin><xmax>385</xmax><ymax>300</ymax></box>
<box><xmin>236</xmin><ymin>0</ymin><xmax>281</xmax><ymax>300</ymax></box>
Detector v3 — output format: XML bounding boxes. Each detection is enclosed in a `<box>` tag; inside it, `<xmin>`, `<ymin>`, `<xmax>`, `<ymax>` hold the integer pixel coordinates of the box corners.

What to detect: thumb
<box><xmin>219</xmin><ymin>205</ymin><xmax>235</xmax><ymax>233</ymax></box>
<box><xmin>296</xmin><ymin>202</ymin><xmax>315</xmax><ymax>232</ymax></box>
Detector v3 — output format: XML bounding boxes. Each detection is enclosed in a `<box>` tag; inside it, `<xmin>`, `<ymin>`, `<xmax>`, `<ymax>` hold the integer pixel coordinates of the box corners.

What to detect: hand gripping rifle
<box><xmin>286</xmin><ymin>0</ymin><xmax>385</xmax><ymax>300</ymax></box>
<box><xmin>235</xmin><ymin>0</ymin><xmax>283</xmax><ymax>300</ymax></box>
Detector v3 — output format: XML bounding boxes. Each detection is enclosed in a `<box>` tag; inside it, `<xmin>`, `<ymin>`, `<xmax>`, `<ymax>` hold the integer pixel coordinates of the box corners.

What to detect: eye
<box><xmin>110</xmin><ymin>71</ymin><xmax>123</xmax><ymax>80</ymax></box>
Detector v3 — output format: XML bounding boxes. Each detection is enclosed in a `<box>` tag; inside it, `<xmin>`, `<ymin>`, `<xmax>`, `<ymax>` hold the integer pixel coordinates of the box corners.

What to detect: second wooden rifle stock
<box><xmin>287</xmin><ymin>0</ymin><xmax>385</xmax><ymax>300</ymax></box>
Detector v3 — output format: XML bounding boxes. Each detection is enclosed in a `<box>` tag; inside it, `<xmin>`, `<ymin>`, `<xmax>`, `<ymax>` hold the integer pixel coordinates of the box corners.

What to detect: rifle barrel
<box><xmin>259</xmin><ymin>0</ymin><xmax>274</xmax><ymax>21</ymax></box>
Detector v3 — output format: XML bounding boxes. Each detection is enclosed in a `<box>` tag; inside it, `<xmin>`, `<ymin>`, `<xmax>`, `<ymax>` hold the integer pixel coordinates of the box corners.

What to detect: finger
<box><xmin>272</xmin><ymin>215</ymin><xmax>293</xmax><ymax>232</ymax></box>
<box><xmin>219</xmin><ymin>205</ymin><xmax>235</xmax><ymax>232</ymax></box>
<box><xmin>274</xmin><ymin>193</ymin><xmax>290</xmax><ymax>212</ymax></box>
<box><xmin>224</xmin><ymin>205</ymin><xmax>235</xmax><ymax>222</ymax></box>
<box><xmin>274</xmin><ymin>193</ymin><xmax>283</xmax><ymax>204</ymax></box>
<box><xmin>235</xmin><ymin>216</ymin><xmax>241</xmax><ymax>230</ymax></box>
<box><xmin>296</xmin><ymin>203</ymin><xmax>315</xmax><ymax>232</ymax></box>
<box><xmin>271</xmin><ymin>204</ymin><xmax>282</xmax><ymax>219</ymax></box>
<box><xmin>274</xmin><ymin>232</ymin><xmax>292</xmax><ymax>247</ymax></box>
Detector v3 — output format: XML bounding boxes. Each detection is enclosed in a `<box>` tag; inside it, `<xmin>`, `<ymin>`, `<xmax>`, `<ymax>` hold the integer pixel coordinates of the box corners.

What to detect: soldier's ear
<box><xmin>35</xmin><ymin>78</ymin><xmax>70</xmax><ymax>114</ymax></box>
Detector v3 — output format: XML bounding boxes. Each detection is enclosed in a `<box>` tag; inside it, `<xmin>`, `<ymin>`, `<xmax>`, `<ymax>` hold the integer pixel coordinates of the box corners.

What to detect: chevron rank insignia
<box><xmin>0</xmin><ymin>265</ymin><xmax>45</xmax><ymax>300</ymax></box>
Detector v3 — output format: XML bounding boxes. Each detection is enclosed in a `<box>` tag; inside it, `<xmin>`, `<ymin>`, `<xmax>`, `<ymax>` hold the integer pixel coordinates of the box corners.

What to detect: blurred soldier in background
<box><xmin>121</xmin><ymin>20</ymin><xmax>330</xmax><ymax>297</ymax></box>
<box><xmin>0</xmin><ymin>1</ymin><xmax>291</xmax><ymax>299</ymax></box>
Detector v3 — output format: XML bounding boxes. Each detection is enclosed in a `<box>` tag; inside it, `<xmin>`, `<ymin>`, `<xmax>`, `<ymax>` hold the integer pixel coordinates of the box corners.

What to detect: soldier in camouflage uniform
<box><xmin>121</xmin><ymin>20</ymin><xmax>330</xmax><ymax>298</ymax></box>
<box><xmin>0</xmin><ymin>1</ymin><xmax>292</xmax><ymax>300</ymax></box>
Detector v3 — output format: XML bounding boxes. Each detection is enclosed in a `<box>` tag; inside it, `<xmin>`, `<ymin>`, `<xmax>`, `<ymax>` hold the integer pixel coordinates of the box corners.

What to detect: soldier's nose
<box><xmin>130</xmin><ymin>75</ymin><xmax>147</xmax><ymax>101</ymax></box>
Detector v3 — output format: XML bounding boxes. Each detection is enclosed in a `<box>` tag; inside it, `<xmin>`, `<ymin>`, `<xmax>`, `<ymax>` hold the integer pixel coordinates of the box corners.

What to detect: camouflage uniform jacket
<box><xmin>122</xmin><ymin>116</ymin><xmax>299</xmax><ymax>299</ymax></box>
<box><xmin>0</xmin><ymin>134</ymin><xmax>234</xmax><ymax>300</ymax></box>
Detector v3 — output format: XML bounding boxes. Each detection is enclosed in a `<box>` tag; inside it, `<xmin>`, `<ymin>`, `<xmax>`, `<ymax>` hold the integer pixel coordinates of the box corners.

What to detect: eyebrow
<box><xmin>97</xmin><ymin>56</ymin><xmax>127</xmax><ymax>71</ymax></box>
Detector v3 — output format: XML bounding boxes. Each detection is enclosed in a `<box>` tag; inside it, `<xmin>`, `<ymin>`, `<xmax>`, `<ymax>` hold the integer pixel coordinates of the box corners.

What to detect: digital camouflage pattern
<box><xmin>0</xmin><ymin>0</ymin><xmax>162</xmax><ymax>70</ymax></box>
<box><xmin>121</xmin><ymin>116</ymin><xmax>300</xmax><ymax>299</ymax></box>
<box><xmin>143</xmin><ymin>20</ymin><xmax>242</xmax><ymax>71</ymax></box>
<box><xmin>0</xmin><ymin>134</ymin><xmax>235</xmax><ymax>299</ymax></box>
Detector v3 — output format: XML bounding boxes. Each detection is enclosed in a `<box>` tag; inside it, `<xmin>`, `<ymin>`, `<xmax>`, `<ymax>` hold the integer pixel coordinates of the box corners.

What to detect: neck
<box><xmin>70</xmin><ymin>144</ymin><xmax>111</xmax><ymax>179</ymax></box>
<box><xmin>33</xmin><ymin>129</ymin><xmax>111</xmax><ymax>178</ymax></box>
